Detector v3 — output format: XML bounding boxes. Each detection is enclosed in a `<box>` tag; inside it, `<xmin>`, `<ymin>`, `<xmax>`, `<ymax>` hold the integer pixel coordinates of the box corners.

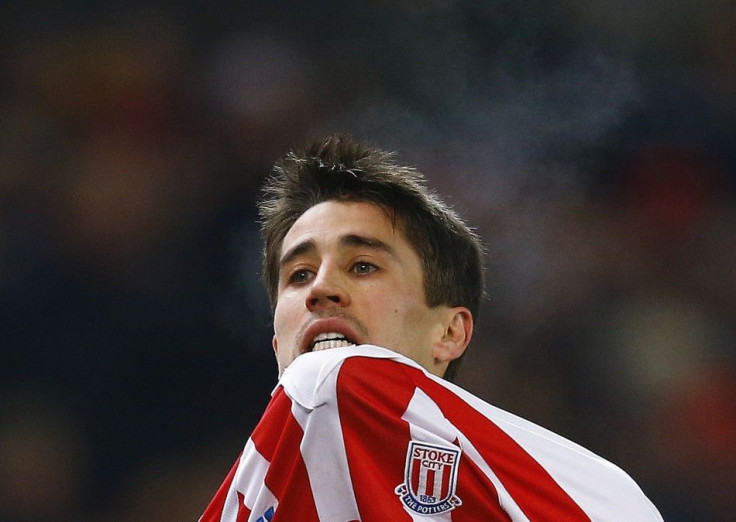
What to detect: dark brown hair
<box><xmin>258</xmin><ymin>135</ymin><xmax>484</xmax><ymax>381</ymax></box>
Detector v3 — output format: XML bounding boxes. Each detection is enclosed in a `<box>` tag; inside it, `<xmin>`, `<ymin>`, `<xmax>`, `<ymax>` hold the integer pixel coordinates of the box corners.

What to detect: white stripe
<box><xmin>418</xmin><ymin>465</ymin><xmax>429</xmax><ymax>498</ymax></box>
<box><xmin>454</xmin><ymin>430</ymin><xmax>529</xmax><ymax>521</ymax></box>
<box><xmin>432</xmin><ymin>466</ymin><xmax>444</xmax><ymax>500</ymax></box>
<box><xmin>399</xmin><ymin>389</ymin><xmax>457</xmax><ymax>522</ymax></box>
<box><xmin>221</xmin><ymin>439</ymin><xmax>278</xmax><ymax>522</ymax></box>
<box><xmin>289</xmin><ymin>362</ymin><xmax>361</xmax><ymax>521</ymax></box>
<box><xmin>440</xmin><ymin>381</ymin><xmax>663</xmax><ymax>521</ymax></box>
<box><xmin>402</xmin><ymin>387</ymin><xmax>530</xmax><ymax>522</ymax></box>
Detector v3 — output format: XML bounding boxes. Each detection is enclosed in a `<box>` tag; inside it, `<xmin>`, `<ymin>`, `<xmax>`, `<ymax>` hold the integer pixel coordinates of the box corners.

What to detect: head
<box><xmin>258</xmin><ymin>135</ymin><xmax>484</xmax><ymax>381</ymax></box>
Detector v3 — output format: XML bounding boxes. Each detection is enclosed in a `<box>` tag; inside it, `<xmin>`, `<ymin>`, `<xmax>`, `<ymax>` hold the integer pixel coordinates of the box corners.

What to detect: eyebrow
<box><xmin>278</xmin><ymin>234</ymin><xmax>397</xmax><ymax>273</ymax></box>
<box><xmin>340</xmin><ymin>234</ymin><xmax>396</xmax><ymax>257</ymax></box>
<box><xmin>279</xmin><ymin>240</ymin><xmax>316</xmax><ymax>274</ymax></box>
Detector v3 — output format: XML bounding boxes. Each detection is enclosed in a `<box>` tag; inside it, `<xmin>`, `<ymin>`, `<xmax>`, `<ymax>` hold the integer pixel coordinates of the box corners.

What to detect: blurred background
<box><xmin>1</xmin><ymin>1</ymin><xmax>735</xmax><ymax>520</ymax></box>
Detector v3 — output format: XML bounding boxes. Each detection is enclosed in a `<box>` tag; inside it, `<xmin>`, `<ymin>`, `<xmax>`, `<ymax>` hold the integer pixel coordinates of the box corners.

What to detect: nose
<box><xmin>305</xmin><ymin>265</ymin><xmax>350</xmax><ymax>311</ymax></box>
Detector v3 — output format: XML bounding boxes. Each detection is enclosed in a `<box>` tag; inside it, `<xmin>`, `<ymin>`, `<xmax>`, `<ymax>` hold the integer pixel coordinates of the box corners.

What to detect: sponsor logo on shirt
<box><xmin>255</xmin><ymin>506</ymin><xmax>274</xmax><ymax>522</ymax></box>
<box><xmin>395</xmin><ymin>441</ymin><xmax>462</xmax><ymax>515</ymax></box>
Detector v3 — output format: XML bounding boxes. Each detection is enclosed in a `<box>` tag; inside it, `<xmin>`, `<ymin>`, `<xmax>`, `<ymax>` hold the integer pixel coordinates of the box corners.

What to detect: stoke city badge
<box><xmin>395</xmin><ymin>440</ymin><xmax>462</xmax><ymax>515</ymax></box>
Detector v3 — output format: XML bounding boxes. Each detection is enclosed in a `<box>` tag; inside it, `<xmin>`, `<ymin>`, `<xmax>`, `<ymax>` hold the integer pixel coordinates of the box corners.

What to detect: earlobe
<box><xmin>433</xmin><ymin>307</ymin><xmax>473</xmax><ymax>363</ymax></box>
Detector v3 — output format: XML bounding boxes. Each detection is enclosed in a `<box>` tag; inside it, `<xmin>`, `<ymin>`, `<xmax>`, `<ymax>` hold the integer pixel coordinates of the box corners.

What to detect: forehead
<box><xmin>282</xmin><ymin>200</ymin><xmax>403</xmax><ymax>250</ymax></box>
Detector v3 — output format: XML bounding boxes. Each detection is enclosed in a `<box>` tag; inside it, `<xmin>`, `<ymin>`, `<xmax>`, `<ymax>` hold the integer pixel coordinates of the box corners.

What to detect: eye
<box><xmin>351</xmin><ymin>261</ymin><xmax>378</xmax><ymax>275</ymax></box>
<box><xmin>287</xmin><ymin>268</ymin><xmax>314</xmax><ymax>285</ymax></box>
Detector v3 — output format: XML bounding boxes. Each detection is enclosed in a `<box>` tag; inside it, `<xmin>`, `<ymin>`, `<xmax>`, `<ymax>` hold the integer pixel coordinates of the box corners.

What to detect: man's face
<box><xmin>272</xmin><ymin>200</ymin><xmax>453</xmax><ymax>376</ymax></box>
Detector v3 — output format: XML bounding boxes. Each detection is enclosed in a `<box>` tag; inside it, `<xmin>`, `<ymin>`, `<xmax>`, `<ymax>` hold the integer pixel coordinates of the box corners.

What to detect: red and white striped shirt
<box><xmin>201</xmin><ymin>345</ymin><xmax>662</xmax><ymax>521</ymax></box>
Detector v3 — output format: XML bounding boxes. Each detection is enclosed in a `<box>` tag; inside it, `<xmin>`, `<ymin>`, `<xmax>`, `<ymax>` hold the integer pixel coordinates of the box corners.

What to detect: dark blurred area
<box><xmin>1</xmin><ymin>1</ymin><xmax>735</xmax><ymax>520</ymax></box>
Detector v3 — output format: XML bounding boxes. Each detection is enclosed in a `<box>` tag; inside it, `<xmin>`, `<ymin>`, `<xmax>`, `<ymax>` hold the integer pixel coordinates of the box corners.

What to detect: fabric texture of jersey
<box><xmin>200</xmin><ymin>345</ymin><xmax>663</xmax><ymax>521</ymax></box>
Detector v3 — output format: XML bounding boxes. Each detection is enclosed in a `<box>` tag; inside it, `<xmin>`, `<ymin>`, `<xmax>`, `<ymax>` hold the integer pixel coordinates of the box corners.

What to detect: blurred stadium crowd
<box><xmin>1</xmin><ymin>1</ymin><xmax>735</xmax><ymax>520</ymax></box>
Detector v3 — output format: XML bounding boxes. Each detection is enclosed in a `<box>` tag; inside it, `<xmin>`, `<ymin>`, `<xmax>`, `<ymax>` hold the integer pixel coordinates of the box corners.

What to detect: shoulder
<box><xmin>443</xmin><ymin>381</ymin><xmax>663</xmax><ymax>520</ymax></box>
<box><xmin>276</xmin><ymin>346</ymin><xmax>662</xmax><ymax>520</ymax></box>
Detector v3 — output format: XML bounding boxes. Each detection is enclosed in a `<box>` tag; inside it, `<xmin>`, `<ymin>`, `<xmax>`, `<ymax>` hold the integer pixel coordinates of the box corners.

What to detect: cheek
<box><xmin>376</xmin><ymin>298</ymin><xmax>421</xmax><ymax>336</ymax></box>
<box><xmin>273</xmin><ymin>302</ymin><xmax>296</xmax><ymax>339</ymax></box>
<box><xmin>362</xmin><ymin>291</ymin><xmax>401</xmax><ymax>321</ymax></box>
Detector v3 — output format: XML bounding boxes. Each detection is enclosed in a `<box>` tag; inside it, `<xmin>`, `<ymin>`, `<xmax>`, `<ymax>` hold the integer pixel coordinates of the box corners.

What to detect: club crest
<box><xmin>395</xmin><ymin>441</ymin><xmax>462</xmax><ymax>515</ymax></box>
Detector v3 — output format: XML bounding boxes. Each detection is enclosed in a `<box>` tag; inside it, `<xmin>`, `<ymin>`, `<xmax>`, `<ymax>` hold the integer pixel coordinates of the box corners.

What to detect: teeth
<box><xmin>311</xmin><ymin>332</ymin><xmax>356</xmax><ymax>352</ymax></box>
<box><xmin>312</xmin><ymin>339</ymin><xmax>354</xmax><ymax>351</ymax></box>
<box><xmin>313</xmin><ymin>332</ymin><xmax>345</xmax><ymax>342</ymax></box>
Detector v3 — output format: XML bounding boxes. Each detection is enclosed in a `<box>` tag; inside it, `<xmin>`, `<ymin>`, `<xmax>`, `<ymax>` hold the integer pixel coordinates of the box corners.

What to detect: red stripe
<box><xmin>250</xmin><ymin>388</ymin><xmax>292</xmax><ymax>461</ymax></box>
<box><xmin>412</xmin><ymin>459</ymin><xmax>421</xmax><ymax>497</ymax></box>
<box><xmin>337</xmin><ymin>358</ymin><xmax>510</xmax><ymax>520</ymax></box>
<box><xmin>235</xmin><ymin>492</ymin><xmax>251</xmax><ymax>522</ymax></box>
<box><xmin>199</xmin><ymin>454</ymin><xmax>241</xmax><ymax>522</ymax></box>
<box><xmin>416</xmin><ymin>367</ymin><xmax>591</xmax><ymax>521</ymax></box>
<box><xmin>426</xmin><ymin>468</ymin><xmax>436</xmax><ymax>497</ymax></box>
<box><xmin>441</xmin><ymin>463</ymin><xmax>450</xmax><ymax>499</ymax></box>
<box><xmin>336</xmin><ymin>358</ymin><xmax>418</xmax><ymax>520</ymax></box>
<box><xmin>337</xmin><ymin>357</ymin><xmax>589</xmax><ymax>520</ymax></box>
<box><xmin>201</xmin><ymin>391</ymin><xmax>295</xmax><ymax>522</ymax></box>
<box><xmin>452</xmin><ymin>452</ymin><xmax>512</xmax><ymax>521</ymax></box>
<box><xmin>250</xmin><ymin>388</ymin><xmax>319</xmax><ymax>522</ymax></box>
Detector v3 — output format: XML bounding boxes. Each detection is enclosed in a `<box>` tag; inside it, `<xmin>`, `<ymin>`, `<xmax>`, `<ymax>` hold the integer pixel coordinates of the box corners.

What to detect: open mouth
<box><xmin>310</xmin><ymin>332</ymin><xmax>357</xmax><ymax>352</ymax></box>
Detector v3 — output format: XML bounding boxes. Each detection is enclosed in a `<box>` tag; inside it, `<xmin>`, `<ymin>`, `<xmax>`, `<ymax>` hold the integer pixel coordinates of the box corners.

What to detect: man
<box><xmin>201</xmin><ymin>135</ymin><xmax>662</xmax><ymax>521</ymax></box>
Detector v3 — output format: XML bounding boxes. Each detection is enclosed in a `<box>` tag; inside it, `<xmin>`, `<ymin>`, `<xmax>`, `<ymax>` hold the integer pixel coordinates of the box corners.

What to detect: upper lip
<box><xmin>299</xmin><ymin>317</ymin><xmax>363</xmax><ymax>354</ymax></box>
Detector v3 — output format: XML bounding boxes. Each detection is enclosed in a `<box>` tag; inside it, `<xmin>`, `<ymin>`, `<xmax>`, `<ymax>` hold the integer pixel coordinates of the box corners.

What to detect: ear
<box><xmin>432</xmin><ymin>307</ymin><xmax>473</xmax><ymax>363</ymax></box>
